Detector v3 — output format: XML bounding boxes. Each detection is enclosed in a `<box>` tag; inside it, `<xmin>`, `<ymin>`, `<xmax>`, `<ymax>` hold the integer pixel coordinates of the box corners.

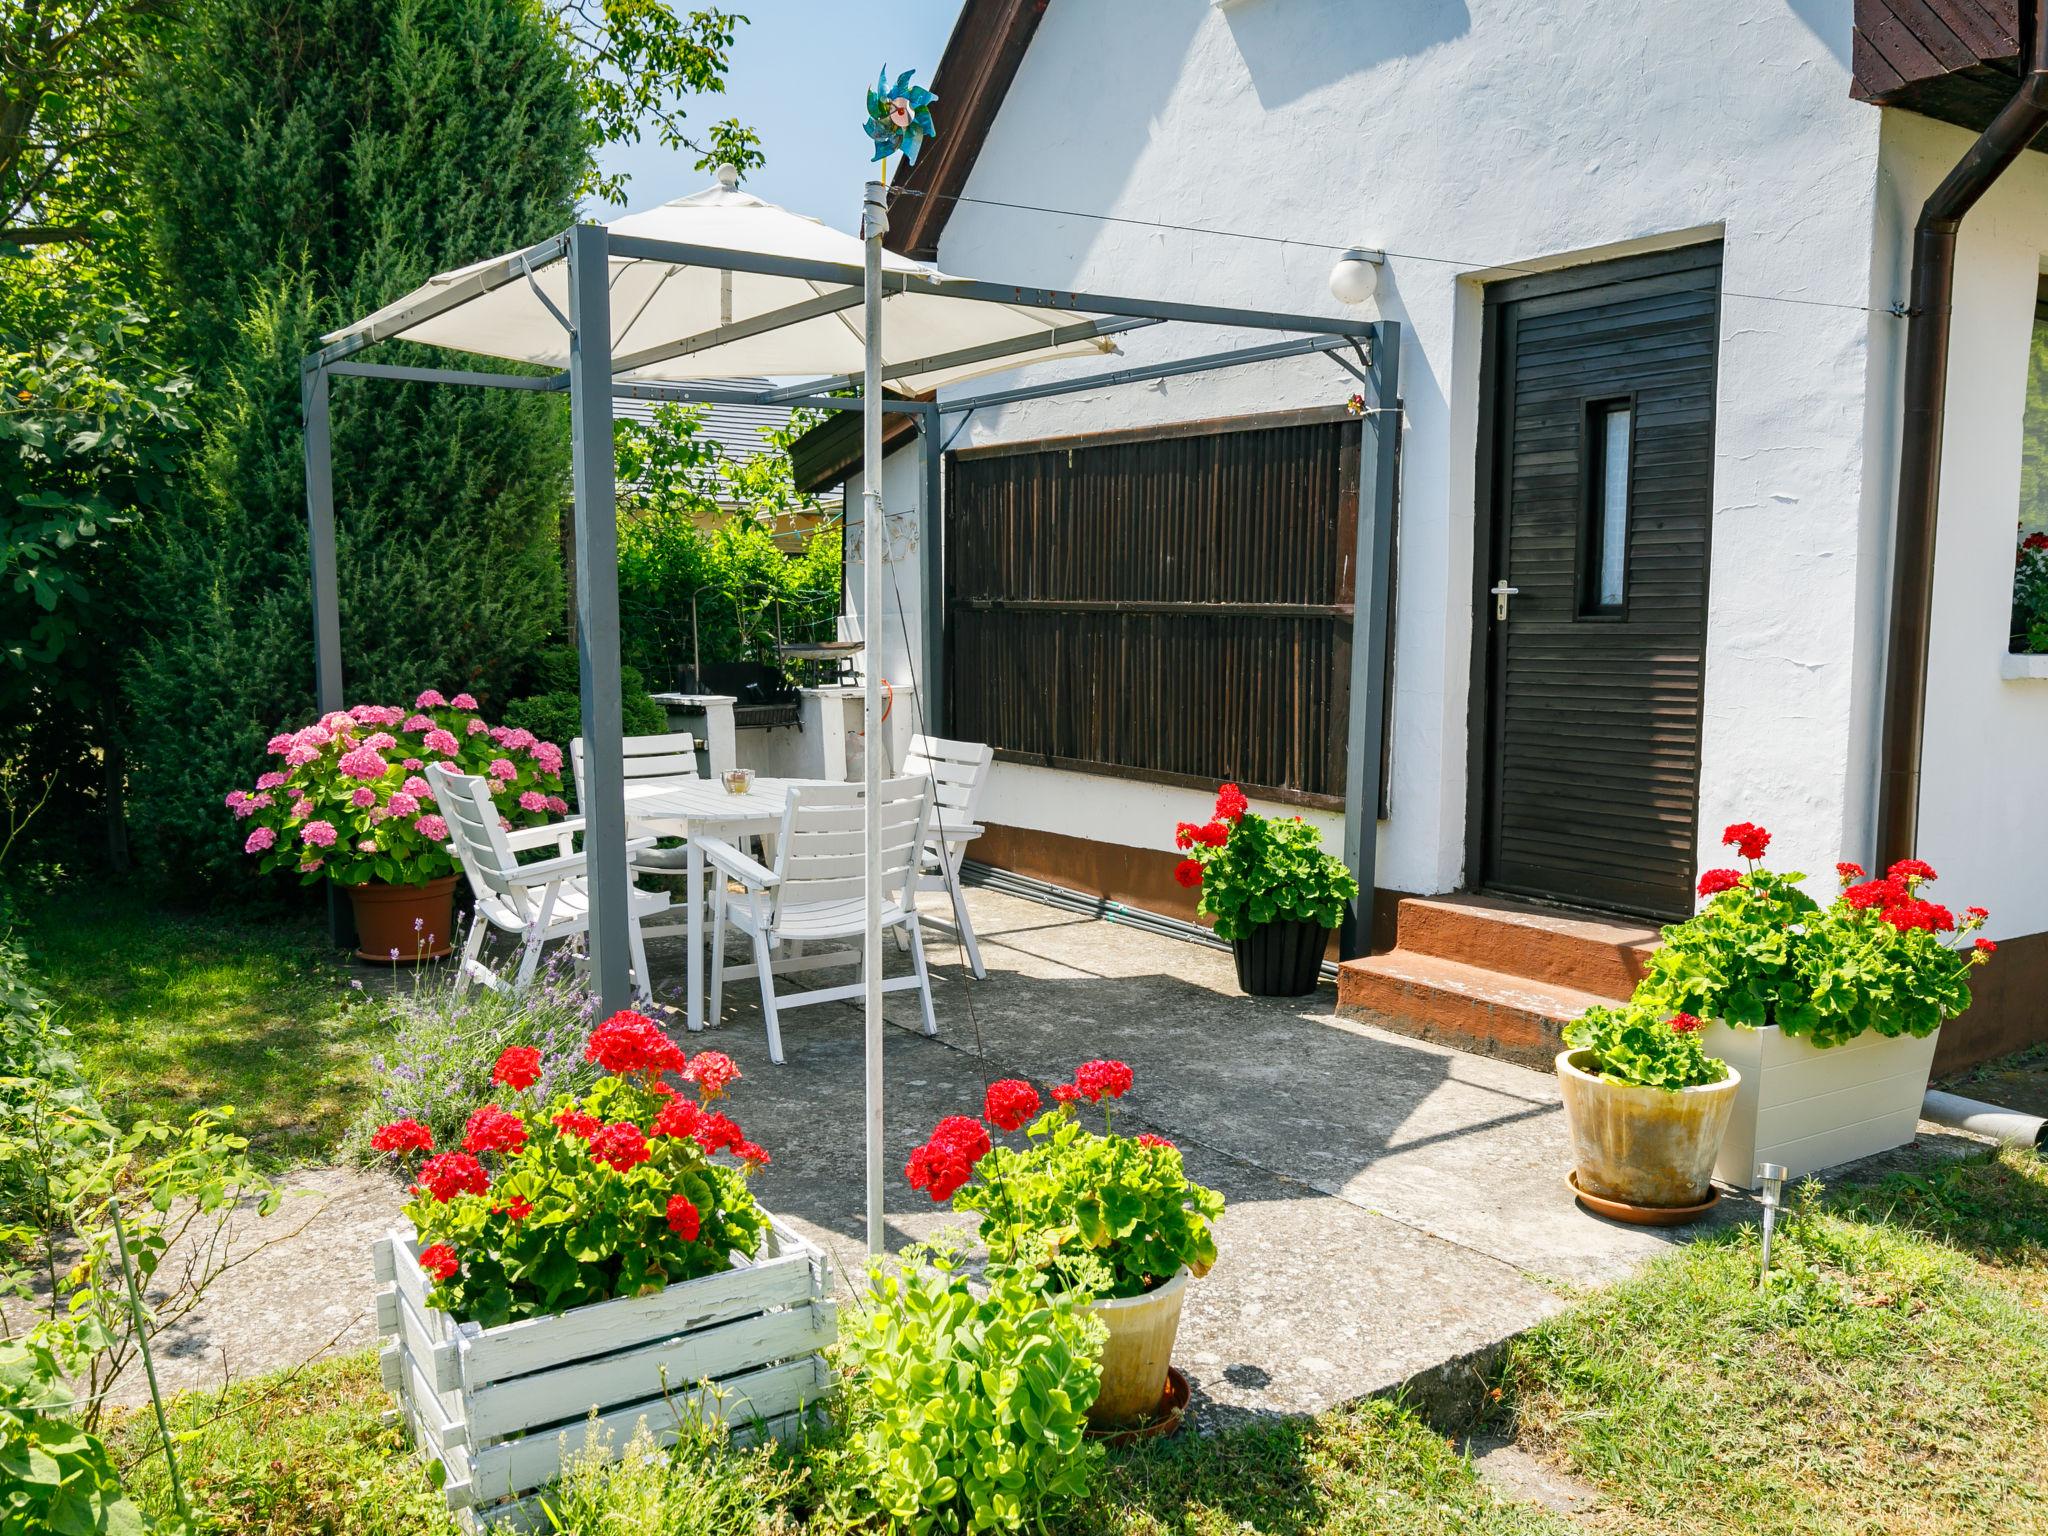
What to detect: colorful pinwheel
<box><xmin>864</xmin><ymin>67</ymin><xmax>938</xmax><ymax>166</ymax></box>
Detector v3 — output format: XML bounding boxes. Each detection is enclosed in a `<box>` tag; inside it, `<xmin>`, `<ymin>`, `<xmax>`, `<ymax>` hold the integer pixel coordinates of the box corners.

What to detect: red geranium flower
<box><xmin>493</xmin><ymin>1196</ymin><xmax>534</xmax><ymax>1221</ymax></box>
<box><xmin>1173</xmin><ymin>859</ymin><xmax>1204</xmax><ymax>889</ymax></box>
<box><xmin>1966</xmin><ymin>906</ymin><xmax>1989</xmax><ymax>922</ymax></box>
<box><xmin>1174</xmin><ymin>821</ymin><xmax>1203</xmax><ymax>850</ymax></box>
<box><xmin>1835</xmin><ymin>861</ymin><xmax>1866</xmax><ymax>884</ymax></box>
<box><xmin>1050</xmin><ymin>1083</ymin><xmax>1082</xmax><ymax>1105</ymax></box>
<box><xmin>417</xmin><ymin>1242</ymin><xmax>460</xmax><ymax>1283</ymax></box>
<box><xmin>461</xmin><ymin>1104</ymin><xmax>528</xmax><ymax>1157</ymax></box>
<box><xmin>928</xmin><ymin>1115</ymin><xmax>993</xmax><ymax>1163</ymax></box>
<box><xmin>491</xmin><ymin>1046</ymin><xmax>542</xmax><ymax>1092</ymax></box>
<box><xmin>1843</xmin><ymin>877</ymin><xmax>1901</xmax><ymax>910</ymax></box>
<box><xmin>1073</xmin><ymin>1059</ymin><xmax>1134</xmax><ymax>1102</ymax></box>
<box><xmin>1215</xmin><ymin>783</ymin><xmax>1249</xmax><ymax>822</ymax></box>
<box><xmin>733</xmin><ymin>1139</ymin><xmax>772</xmax><ymax>1170</ymax></box>
<box><xmin>1879</xmin><ymin>897</ymin><xmax>1953</xmax><ymax>933</ymax></box>
<box><xmin>1668</xmin><ymin>1012</ymin><xmax>1703</xmax><ymax>1034</ymax></box>
<box><xmin>651</xmin><ymin>1097</ymin><xmax>703</xmax><ymax>1140</ymax></box>
<box><xmin>1194</xmin><ymin>821</ymin><xmax>1228</xmax><ymax>848</ymax></box>
<box><xmin>1721</xmin><ymin>822</ymin><xmax>1771</xmax><ymax>861</ymax></box>
<box><xmin>414</xmin><ymin>1152</ymin><xmax>489</xmax><ymax>1203</ymax></box>
<box><xmin>1136</xmin><ymin>1132</ymin><xmax>1177</xmax><ymax>1150</ymax></box>
<box><xmin>1887</xmin><ymin>858</ymin><xmax>1938</xmax><ymax>884</ymax></box>
<box><xmin>588</xmin><ymin>1122</ymin><xmax>652</xmax><ymax>1172</ymax></box>
<box><xmin>905</xmin><ymin>1141</ymin><xmax>976</xmax><ymax>1202</ymax></box>
<box><xmin>1975</xmin><ymin>937</ymin><xmax>1998</xmax><ymax>954</ymax></box>
<box><xmin>983</xmin><ymin>1079</ymin><xmax>1041</xmax><ymax>1133</ymax></box>
<box><xmin>1697</xmin><ymin>868</ymin><xmax>1742</xmax><ymax>897</ymax></box>
<box><xmin>666</xmin><ymin>1194</ymin><xmax>701</xmax><ymax>1241</ymax></box>
<box><xmin>585</xmin><ymin>1010</ymin><xmax>689</xmax><ymax>1077</ymax></box>
<box><xmin>684</xmin><ymin>1050</ymin><xmax>741</xmax><ymax>1100</ymax></box>
<box><xmin>692</xmin><ymin>1111</ymin><xmax>746</xmax><ymax>1156</ymax></box>
<box><xmin>369</xmin><ymin>1118</ymin><xmax>434</xmax><ymax>1156</ymax></box>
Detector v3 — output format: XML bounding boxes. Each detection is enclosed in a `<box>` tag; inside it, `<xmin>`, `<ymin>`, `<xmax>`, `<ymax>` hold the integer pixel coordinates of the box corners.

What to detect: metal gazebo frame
<box><xmin>302</xmin><ymin>217</ymin><xmax>1400</xmax><ymax>1016</ymax></box>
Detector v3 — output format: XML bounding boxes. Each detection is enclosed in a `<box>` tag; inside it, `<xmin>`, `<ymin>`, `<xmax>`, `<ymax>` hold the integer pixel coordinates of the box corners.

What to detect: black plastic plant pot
<box><xmin>1230</xmin><ymin>917</ymin><xmax>1330</xmax><ymax>997</ymax></box>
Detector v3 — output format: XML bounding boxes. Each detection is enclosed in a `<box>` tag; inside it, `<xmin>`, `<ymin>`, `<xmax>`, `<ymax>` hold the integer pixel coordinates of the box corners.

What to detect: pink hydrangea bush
<box><xmin>229</xmin><ymin>692</ymin><xmax>568</xmax><ymax>887</ymax></box>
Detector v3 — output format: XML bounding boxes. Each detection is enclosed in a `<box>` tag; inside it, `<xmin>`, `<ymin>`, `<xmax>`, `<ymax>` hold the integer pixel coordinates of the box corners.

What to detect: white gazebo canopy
<box><xmin>324</xmin><ymin>171</ymin><xmax>1122</xmax><ymax>390</ymax></box>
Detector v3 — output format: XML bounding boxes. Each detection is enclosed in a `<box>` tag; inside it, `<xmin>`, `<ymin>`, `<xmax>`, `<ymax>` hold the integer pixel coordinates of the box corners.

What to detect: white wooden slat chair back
<box><xmin>700</xmin><ymin>776</ymin><xmax>937</xmax><ymax>1064</ymax></box>
<box><xmin>569</xmin><ymin>731</ymin><xmax>700</xmax><ymax>801</ymax></box>
<box><xmin>901</xmin><ymin>734</ymin><xmax>995</xmax><ymax>978</ymax></box>
<box><xmin>427</xmin><ymin>761</ymin><xmax>666</xmax><ymax>999</ymax></box>
<box><xmin>429</xmin><ymin>763</ymin><xmax>534</xmax><ymax>924</ymax></box>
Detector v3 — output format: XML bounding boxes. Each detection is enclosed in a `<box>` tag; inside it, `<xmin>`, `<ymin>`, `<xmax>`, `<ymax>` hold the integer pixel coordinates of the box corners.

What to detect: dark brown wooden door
<box><xmin>1474</xmin><ymin>245</ymin><xmax>1721</xmax><ymax>919</ymax></box>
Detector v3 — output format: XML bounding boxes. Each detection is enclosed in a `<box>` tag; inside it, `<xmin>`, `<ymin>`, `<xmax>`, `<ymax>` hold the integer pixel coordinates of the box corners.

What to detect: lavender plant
<box><xmin>342</xmin><ymin>934</ymin><xmax>603</xmax><ymax>1164</ymax></box>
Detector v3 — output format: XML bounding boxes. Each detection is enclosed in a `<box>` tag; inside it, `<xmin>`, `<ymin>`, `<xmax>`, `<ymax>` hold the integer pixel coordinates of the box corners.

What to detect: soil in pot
<box><xmin>1556</xmin><ymin>1050</ymin><xmax>1739</xmax><ymax>1211</ymax></box>
<box><xmin>347</xmin><ymin>876</ymin><xmax>458</xmax><ymax>962</ymax></box>
<box><xmin>1088</xmin><ymin>1267</ymin><xmax>1190</xmax><ymax>1428</ymax></box>
<box><xmin>1231</xmin><ymin>918</ymin><xmax>1328</xmax><ymax>997</ymax></box>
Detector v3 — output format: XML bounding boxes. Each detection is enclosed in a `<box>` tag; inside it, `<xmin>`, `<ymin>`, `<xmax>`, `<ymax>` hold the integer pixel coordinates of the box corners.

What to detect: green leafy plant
<box><xmin>502</xmin><ymin>647</ymin><xmax>669</xmax><ymax>806</ymax></box>
<box><xmin>1635</xmin><ymin>822</ymin><xmax>1993</xmax><ymax>1048</ymax></box>
<box><xmin>906</xmin><ymin>1064</ymin><xmax>1224</xmax><ymax>1301</ymax></box>
<box><xmin>1169</xmin><ymin>784</ymin><xmax>1356</xmax><ymax>941</ymax></box>
<box><xmin>1564</xmin><ymin>1003</ymin><xmax>1728</xmax><ymax>1091</ymax></box>
<box><xmin>833</xmin><ymin>1235</ymin><xmax>1105</xmax><ymax>1535</ymax></box>
<box><xmin>0</xmin><ymin>1335</ymin><xmax>150</xmax><ymax>1536</ymax></box>
<box><xmin>380</xmin><ymin>1012</ymin><xmax>769</xmax><ymax>1328</ymax></box>
<box><xmin>2010</xmin><ymin>527</ymin><xmax>2048</xmax><ymax>654</ymax></box>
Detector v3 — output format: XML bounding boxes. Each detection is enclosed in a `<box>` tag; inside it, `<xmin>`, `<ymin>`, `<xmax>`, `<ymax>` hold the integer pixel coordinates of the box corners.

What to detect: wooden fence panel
<box><xmin>946</xmin><ymin>417</ymin><xmax>1359</xmax><ymax>806</ymax></box>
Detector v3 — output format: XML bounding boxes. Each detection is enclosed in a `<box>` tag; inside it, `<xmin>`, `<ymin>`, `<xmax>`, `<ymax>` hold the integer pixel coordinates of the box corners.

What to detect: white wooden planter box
<box><xmin>373</xmin><ymin>1215</ymin><xmax>834</xmax><ymax>1530</ymax></box>
<box><xmin>1703</xmin><ymin>1023</ymin><xmax>1940</xmax><ymax>1190</ymax></box>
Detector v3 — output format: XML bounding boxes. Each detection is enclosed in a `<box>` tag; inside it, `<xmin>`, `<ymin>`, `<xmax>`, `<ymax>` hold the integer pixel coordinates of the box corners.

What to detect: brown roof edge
<box><xmin>884</xmin><ymin>0</ymin><xmax>1049</xmax><ymax>261</ymax></box>
<box><xmin>789</xmin><ymin>400</ymin><xmax>923</xmax><ymax>495</ymax></box>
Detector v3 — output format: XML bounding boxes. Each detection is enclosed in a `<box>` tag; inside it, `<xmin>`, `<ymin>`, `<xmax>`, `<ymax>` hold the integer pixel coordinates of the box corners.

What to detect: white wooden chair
<box><xmin>571</xmin><ymin>732</ymin><xmax>701</xmax><ymax>939</ymax></box>
<box><xmin>428</xmin><ymin>763</ymin><xmax>670</xmax><ymax>1000</ymax></box>
<box><xmin>701</xmin><ymin>777</ymin><xmax>934</xmax><ymax>1065</ymax></box>
<box><xmin>902</xmin><ymin>734</ymin><xmax>995</xmax><ymax>979</ymax></box>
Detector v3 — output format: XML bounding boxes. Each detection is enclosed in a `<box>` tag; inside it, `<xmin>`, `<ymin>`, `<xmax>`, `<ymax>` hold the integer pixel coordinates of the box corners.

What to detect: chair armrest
<box><xmin>927</xmin><ymin>821</ymin><xmax>984</xmax><ymax>843</ymax></box>
<box><xmin>507</xmin><ymin>818</ymin><xmax>582</xmax><ymax>852</ymax></box>
<box><xmin>696</xmin><ymin>835</ymin><xmax>779</xmax><ymax>890</ymax></box>
<box><xmin>504</xmin><ymin>849</ymin><xmax>589</xmax><ymax>886</ymax></box>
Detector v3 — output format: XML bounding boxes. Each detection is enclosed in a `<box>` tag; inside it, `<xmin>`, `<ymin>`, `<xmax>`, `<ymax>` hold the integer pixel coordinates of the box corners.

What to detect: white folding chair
<box><xmin>902</xmin><ymin>734</ymin><xmax>994</xmax><ymax>979</ymax></box>
<box><xmin>701</xmin><ymin>777</ymin><xmax>934</xmax><ymax>1065</ymax></box>
<box><xmin>571</xmin><ymin>732</ymin><xmax>699</xmax><ymax>939</ymax></box>
<box><xmin>428</xmin><ymin>763</ymin><xmax>670</xmax><ymax>1000</ymax></box>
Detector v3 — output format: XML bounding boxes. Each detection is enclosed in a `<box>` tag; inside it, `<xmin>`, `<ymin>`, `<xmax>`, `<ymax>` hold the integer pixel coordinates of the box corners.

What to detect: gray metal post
<box><xmin>301</xmin><ymin>362</ymin><xmax>354</xmax><ymax>949</ymax></box>
<box><xmin>918</xmin><ymin>405</ymin><xmax>944</xmax><ymax>735</ymax></box>
<box><xmin>302</xmin><ymin>364</ymin><xmax>343</xmax><ymax>714</ymax></box>
<box><xmin>567</xmin><ymin>223</ymin><xmax>632</xmax><ymax>1011</ymax></box>
<box><xmin>1340</xmin><ymin>322</ymin><xmax>1401</xmax><ymax>961</ymax></box>
<box><xmin>860</xmin><ymin>182</ymin><xmax>888</xmax><ymax>1258</ymax></box>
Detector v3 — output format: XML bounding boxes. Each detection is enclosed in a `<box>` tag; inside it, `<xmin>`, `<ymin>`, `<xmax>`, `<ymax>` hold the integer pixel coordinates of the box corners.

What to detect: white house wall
<box><xmin>917</xmin><ymin>0</ymin><xmax>1886</xmax><ymax>904</ymax></box>
<box><xmin>1875</xmin><ymin>111</ymin><xmax>2048</xmax><ymax>941</ymax></box>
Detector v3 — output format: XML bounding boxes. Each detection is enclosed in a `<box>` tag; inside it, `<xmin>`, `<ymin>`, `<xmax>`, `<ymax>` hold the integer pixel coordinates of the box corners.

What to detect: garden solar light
<box><xmin>1756</xmin><ymin>1162</ymin><xmax>1788</xmax><ymax>1283</ymax></box>
<box><xmin>1328</xmin><ymin>248</ymin><xmax>1384</xmax><ymax>305</ymax></box>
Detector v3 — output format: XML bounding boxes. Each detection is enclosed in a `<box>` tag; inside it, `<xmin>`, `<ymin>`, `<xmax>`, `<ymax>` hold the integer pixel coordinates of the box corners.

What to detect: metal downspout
<box><xmin>1877</xmin><ymin>14</ymin><xmax>2048</xmax><ymax>865</ymax></box>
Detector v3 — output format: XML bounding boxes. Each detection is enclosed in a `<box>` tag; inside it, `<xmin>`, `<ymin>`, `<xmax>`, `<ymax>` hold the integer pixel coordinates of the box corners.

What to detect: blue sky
<box><xmin>588</xmin><ymin>2</ymin><xmax>965</xmax><ymax>233</ymax></box>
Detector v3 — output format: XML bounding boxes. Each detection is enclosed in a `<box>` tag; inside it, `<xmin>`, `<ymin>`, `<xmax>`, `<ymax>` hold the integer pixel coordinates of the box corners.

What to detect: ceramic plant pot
<box><xmin>1230</xmin><ymin>918</ymin><xmax>1329</xmax><ymax>997</ymax></box>
<box><xmin>1087</xmin><ymin>1266</ymin><xmax>1191</xmax><ymax>1427</ymax></box>
<box><xmin>346</xmin><ymin>876</ymin><xmax>457</xmax><ymax>962</ymax></box>
<box><xmin>1557</xmin><ymin>1050</ymin><xmax>1740</xmax><ymax>1209</ymax></box>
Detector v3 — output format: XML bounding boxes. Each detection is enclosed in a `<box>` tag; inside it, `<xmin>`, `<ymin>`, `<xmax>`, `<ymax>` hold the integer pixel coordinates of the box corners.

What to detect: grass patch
<box><xmin>17</xmin><ymin>887</ymin><xmax>379</xmax><ymax>1162</ymax></box>
<box><xmin>1505</xmin><ymin>1147</ymin><xmax>2048</xmax><ymax>1536</ymax></box>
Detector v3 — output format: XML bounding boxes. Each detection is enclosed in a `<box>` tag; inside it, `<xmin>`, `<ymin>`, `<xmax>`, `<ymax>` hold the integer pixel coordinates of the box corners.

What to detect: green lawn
<box><xmin>109</xmin><ymin>1148</ymin><xmax>2048</xmax><ymax>1536</ymax></box>
<box><xmin>17</xmin><ymin>888</ymin><xmax>381</xmax><ymax>1163</ymax></box>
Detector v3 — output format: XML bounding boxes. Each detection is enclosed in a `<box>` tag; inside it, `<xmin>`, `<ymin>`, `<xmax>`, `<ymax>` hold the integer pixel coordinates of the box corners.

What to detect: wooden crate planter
<box><xmin>373</xmin><ymin>1216</ymin><xmax>835</xmax><ymax>1529</ymax></box>
<box><xmin>1704</xmin><ymin>1023</ymin><xmax>1940</xmax><ymax>1190</ymax></box>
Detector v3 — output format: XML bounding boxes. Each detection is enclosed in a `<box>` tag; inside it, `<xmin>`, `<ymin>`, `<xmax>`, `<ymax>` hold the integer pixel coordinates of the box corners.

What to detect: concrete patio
<box><xmin>116</xmin><ymin>882</ymin><xmax>1993</xmax><ymax>1426</ymax></box>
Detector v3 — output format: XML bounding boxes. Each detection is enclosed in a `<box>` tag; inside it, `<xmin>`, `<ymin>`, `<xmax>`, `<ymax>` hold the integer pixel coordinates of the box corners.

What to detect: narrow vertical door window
<box><xmin>1586</xmin><ymin>402</ymin><xmax>1631</xmax><ymax>613</ymax></box>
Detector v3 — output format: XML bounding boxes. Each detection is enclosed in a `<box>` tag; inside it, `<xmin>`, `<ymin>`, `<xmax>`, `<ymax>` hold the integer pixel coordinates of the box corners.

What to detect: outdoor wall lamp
<box><xmin>1328</xmin><ymin>248</ymin><xmax>1385</xmax><ymax>305</ymax></box>
<box><xmin>1755</xmin><ymin>1161</ymin><xmax>1788</xmax><ymax>1285</ymax></box>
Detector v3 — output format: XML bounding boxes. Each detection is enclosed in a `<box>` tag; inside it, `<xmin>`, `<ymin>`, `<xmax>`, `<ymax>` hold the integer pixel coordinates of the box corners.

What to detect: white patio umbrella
<box><xmin>327</xmin><ymin>170</ymin><xmax>1122</xmax><ymax>1256</ymax></box>
<box><xmin>324</xmin><ymin>169</ymin><xmax>1118</xmax><ymax>388</ymax></box>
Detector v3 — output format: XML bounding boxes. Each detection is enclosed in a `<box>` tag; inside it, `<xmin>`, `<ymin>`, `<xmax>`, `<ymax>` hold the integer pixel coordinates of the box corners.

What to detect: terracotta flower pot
<box><xmin>346</xmin><ymin>876</ymin><xmax>457</xmax><ymax>962</ymax></box>
<box><xmin>1556</xmin><ymin>1050</ymin><xmax>1740</xmax><ymax>1209</ymax></box>
<box><xmin>1087</xmin><ymin>1266</ymin><xmax>1190</xmax><ymax>1428</ymax></box>
<box><xmin>1230</xmin><ymin>918</ymin><xmax>1329</xmax><ymax>997</ymax></box>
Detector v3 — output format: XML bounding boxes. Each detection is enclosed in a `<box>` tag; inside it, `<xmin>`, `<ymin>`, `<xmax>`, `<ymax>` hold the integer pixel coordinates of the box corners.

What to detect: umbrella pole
<box><xmin>861</xmin><ymin>179</ymin><xmax>888</xmax><ymax>1257</ymax></box>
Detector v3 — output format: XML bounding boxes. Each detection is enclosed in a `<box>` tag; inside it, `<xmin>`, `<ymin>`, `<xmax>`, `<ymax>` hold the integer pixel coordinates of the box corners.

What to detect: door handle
<box><xmin>1489</xmin><ymin>581</ymin><xmax>1519</xmax><ymax>621</ymax></box>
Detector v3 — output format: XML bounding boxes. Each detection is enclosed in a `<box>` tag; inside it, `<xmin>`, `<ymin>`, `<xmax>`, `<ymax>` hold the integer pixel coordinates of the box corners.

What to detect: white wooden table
<box><xmin>622</xmin><ymin>776</ymin><xmax>833</xmax><ymax>1032</ymax></box>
